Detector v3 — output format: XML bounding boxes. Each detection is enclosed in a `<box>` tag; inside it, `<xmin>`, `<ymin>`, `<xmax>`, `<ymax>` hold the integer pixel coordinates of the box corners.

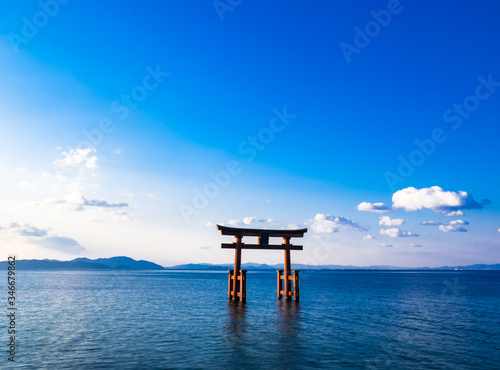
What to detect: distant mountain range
<box><xmin>0</xmin><ymin>257</ymin><xmax>499</xmax><ymax>271</ymax></box>
<box><xmin>0</xmin><ymin>256</ymin><xmax>164</xmax><ymax>270</ymax></box>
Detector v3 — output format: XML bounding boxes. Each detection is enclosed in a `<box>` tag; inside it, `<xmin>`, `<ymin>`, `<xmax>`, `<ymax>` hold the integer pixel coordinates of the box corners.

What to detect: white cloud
<box><xmin>224</xmin><ymin>217</ymin><xmax>277</xmax><ymax>227</ymax></box>
<box><xmin>285</xmin><ymin>223</ymin><xmax>300</xmax><ymax>230</ymax></box>
<box><xmin>80</xmin><ymin>209</ymin><xmax>134</xmax><ymax>223</ymax></box>
<box><xmin>36</xmin><ymin>193</ymin><xmax>85</xmax><ymax>211</ymax></box>
<box><xmin>205</xmin><ymin>221</ymin><xmax>214</xmax><ymax>227</ymax></box>
<box><xmin>36</xmin><ymin>193</ymin><xmax>128</xmax><ymax>211</ymax></box>
<box><xmin>18</xmin><ymin>181</ymin><xmax>36</xmax><ymax>189</ymax></box>
<box><xmin>379</xmin><ymin>228</ymin><xmax>418</xmax><ymax>238</ymax></box>
<box><xmin>114</xmin><ymin>148</ymin><xmax>122</xmax><ymax>155</ymax></box>
<box><xmin>356</xmin><ymin>202</ymin><xmax>392</xmax><ymax>213</ymax></box>
<box><xmin>439</xmin><ymin>220</ymin><xmax>469</xmax><ymax>232</ymax></box>
<box><xmin>421</xmin><ymin>221</ymin><xmax>443</xmax><ymax>226</ymax></box>
<box><xmin>16</xmin><ymin>167</ymin><xmax>27</xmax><ymax>172</ymax></box>
<box><xmin>242</xmin><ymin>217</ymin><xmax>277</xmax><ymax>225</ymax></box>
<box><xmin>410</xmin><ymin>244</ymin><xmax>423</xmax><ymax>248</ymax></box>
<box><xmin>54</xmin><ymin>148</ymin><xmax>98</xmax><ymax>170</ymax></box>
<box><xmin>42</xmin><ymin>148</ymin><xmax>101</xmax><ymax>196</ymax></box>
<box><xmin>30</xmin><ymin>236</ymin><xmax>85</xmax><ymax>254</ymax></box>
<box><xmin>109</xmin><ymin>210</ymin><xmax>134</xmax><ymax>223</ymax></box>
<box><xmin>43</xmin><ymin>172</ymin><xmax>67</xmax><ymax>182</ymax></box>
<box><xmin>445</xmin><ymin>210</ymin><xmax>464</xmax><ymax>217</ymax></box>
<box><xmin>242</xmin><ymin>217</ymin><xmax>257</xmax><ymax>225</ymax></box>
<box><xmin>0</xmin><ymin>222</ymin><xmax>84</xmax><ymax>254</ymax></box>
<box><xmin>199</xmin><ymin>246</ymin><xmax>212</xmax><ymax>250</ymax></box>
<box><xmin>392</xmin><ymin>186</ymin><xmax>489</xmax><ymax>212</ymax></box>
<box><xmin>226</xmin><ymin>219</ymin><xmax>241</xmax><ymax>226</ymax></box>
<box><xmin>380</xmin><ymin>243</ymin><xmax>393</xmax><ymax>248</ymax></box>
<box><xmin>34</xmin><ymin>192</ymin><xmax>132</xmax><ymax>222</ymax></box>
<box><xmin>26</xmin><ymin>147</ymin><xmax>132</xmax><ymax>224</ymax></box>
<box><xmin>83</xmin><ymin>198</ymin><xmax>128</xmax><ymax>208</ymax></box>
<box><xmin>422</xmin><ymin>220</ymin><xmax>469</xmax><ymax>232</ymax></box>
<box><xmin>379</xmin><ymin>216</ymin><xmax>405</xmax><ymax>227</ymax></box>
<box><xmin>4</xmin><ymin>223</ymin><xmax>49</xmax><ymax>237</ymax></box>
<box><xmin>379</xmin><ymin>228</ymin><xmax>399</xmax><ymax>238</ymax></box>
<box><xmin>498</xmin><ymin>228</ymin><xmax>500</xmax><ymax>233</ymax></box>
<box><xmin>308</xmin><ymin>213</ymin><xmax>366</xmax><ymax>233</ymax></box>
<box><xmin>148</xmin><ymin>193</ymin><xmax>155</xmax><ymax>198</ymax></box>
<box><xmin>363</xmin><ymin>234</ymin><xmax>375</xmax><ymax>240</ymax></box>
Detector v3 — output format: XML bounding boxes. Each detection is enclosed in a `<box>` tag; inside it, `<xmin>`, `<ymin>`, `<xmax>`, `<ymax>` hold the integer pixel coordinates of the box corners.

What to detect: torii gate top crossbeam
<box><xmin>216</xmin><ymin>225</ymin><xmax>307</xmax><ymax>238</ymax></box>
<box><xmin>216</xmin><ymin>224</ymin><xmax>307</xmax><ymax>250</ymax></box>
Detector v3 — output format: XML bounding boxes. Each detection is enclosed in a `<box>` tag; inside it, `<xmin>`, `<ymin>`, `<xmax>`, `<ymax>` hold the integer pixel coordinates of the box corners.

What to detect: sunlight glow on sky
<box><xmin>0</xmin><ymin>0</ymin><xmax>499</xmax><ymax>267</ymax></box>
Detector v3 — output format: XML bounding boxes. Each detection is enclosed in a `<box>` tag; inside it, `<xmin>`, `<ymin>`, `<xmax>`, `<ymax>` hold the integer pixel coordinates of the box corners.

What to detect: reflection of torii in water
<box><xmin>216</xmin><ymin>225</ymin><xmax>307</xmax><ymax>302</ymax></box>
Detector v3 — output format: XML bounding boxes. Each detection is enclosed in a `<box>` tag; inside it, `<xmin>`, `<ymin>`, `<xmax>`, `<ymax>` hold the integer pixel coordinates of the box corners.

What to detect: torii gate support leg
<box><xmin>284</xmin><ymin>237</ymin><xmax>291</xmax><ymax>300</ymax></box>
<box><xmin>232</xmin><ymin>236</ymin><xmax>242</xmax><ymax>301</ymax></box>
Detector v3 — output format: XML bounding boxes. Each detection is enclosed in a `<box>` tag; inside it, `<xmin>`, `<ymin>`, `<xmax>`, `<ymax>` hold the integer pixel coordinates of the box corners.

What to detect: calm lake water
<box><xmin>3</xmin><ymin>270</ymin><xmax>500</xmax><ymax>369</ymax></box>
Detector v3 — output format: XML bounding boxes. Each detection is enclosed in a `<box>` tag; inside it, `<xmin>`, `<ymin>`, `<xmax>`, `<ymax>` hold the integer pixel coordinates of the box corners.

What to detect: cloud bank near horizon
<box><xmin>0</xmin><ymin>222</ymin><xmax>85</xmax><ymax>254</ymax></box>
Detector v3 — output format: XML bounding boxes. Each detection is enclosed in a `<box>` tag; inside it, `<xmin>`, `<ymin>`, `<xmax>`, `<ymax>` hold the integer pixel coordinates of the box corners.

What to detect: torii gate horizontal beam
<box><xmin>221</xmin><ymin>243</ymin><xmax>303</xmax><ymax>250</ymax></box>
<box><xmin>217</xmin><ymin>224</ymin><xmax>307</xmax><ymax>238</ymax></box>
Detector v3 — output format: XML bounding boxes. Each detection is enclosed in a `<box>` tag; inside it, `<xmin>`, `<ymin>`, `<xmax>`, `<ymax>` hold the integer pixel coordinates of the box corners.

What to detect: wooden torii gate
<box><xmin>216</xmin><ymin>224</ymin><xmax>307</xmax><ymax>302</ymax></box>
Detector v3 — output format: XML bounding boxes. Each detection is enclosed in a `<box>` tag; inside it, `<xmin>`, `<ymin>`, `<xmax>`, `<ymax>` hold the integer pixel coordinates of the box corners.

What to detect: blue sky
<box><xmin>0</xmin><ymin>0</ymin><xmax>499</xmax><ymax>267</ymax></box>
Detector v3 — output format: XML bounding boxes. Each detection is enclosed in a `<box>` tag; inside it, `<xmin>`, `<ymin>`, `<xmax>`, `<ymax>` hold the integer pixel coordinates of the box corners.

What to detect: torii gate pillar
<box><xmin>217</xmin><ymin>225</ymin><xmax>307</xmax><ymax>302</ymax></box>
